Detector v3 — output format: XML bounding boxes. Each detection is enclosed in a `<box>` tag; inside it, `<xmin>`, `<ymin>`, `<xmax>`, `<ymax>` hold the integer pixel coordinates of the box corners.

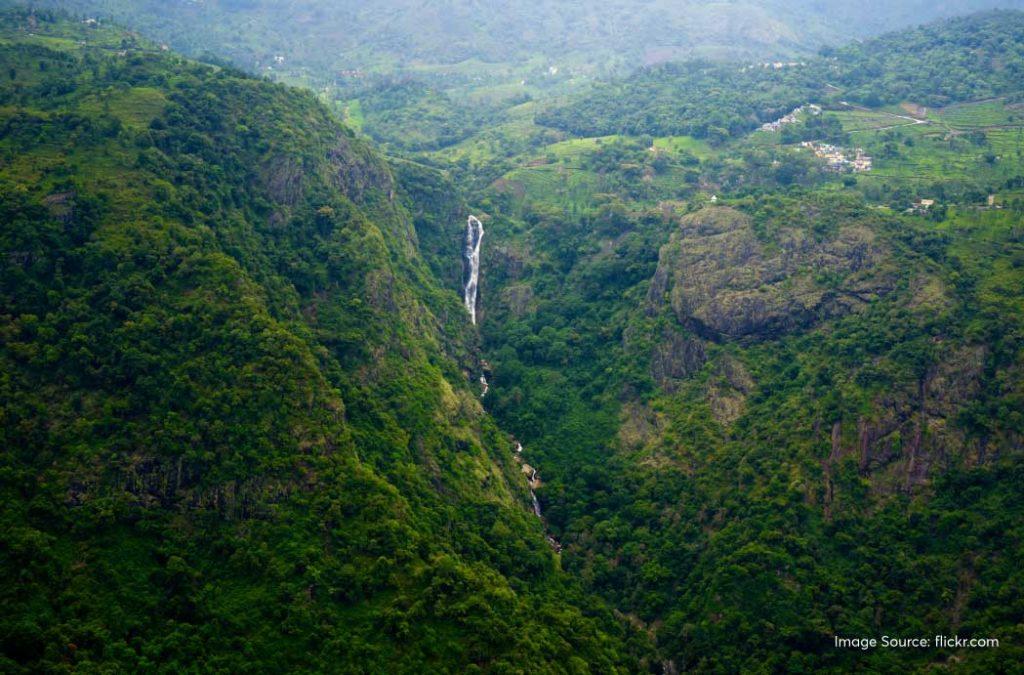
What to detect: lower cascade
<box><xmin>531</xmin><ymin>490</ymin><xmax>542</xmax><ymax>518</ymax></box>
<box><xmin>463</xmin><ymin>215</ymin><xmax>484</xmax><ymax>324</ymax></box>
<box><xmin>511</xmin><ymin>440</ymin><xmax>562</xmax><ymax>552</ymax></box>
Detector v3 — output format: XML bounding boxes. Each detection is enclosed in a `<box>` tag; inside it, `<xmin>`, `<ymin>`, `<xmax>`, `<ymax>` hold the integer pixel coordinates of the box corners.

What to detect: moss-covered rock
<box><xmin>648</xmin><ymin>206</ymin><xmax>893</xmax><ymax>340</ymax></box>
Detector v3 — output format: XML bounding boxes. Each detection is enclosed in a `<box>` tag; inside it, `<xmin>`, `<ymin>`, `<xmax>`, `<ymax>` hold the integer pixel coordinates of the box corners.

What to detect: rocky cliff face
<box><xmin>648</xmin><ymin>206</ymin><xmax>894</xmax><ymax>340</ymax></box>
<box><xmin>823</xmin><ymin>343</ymin><xmax>1019</xmax><ymax>499</ymax></box>
<box><xmin>393</xmin><ymin>159</ymin><xmax>466</xmax><ymax>290</ymax></box>
<box><xmin>650</xmin><ymin>327</ymin><xmax>706</xmax><ymax>391</ymax></box>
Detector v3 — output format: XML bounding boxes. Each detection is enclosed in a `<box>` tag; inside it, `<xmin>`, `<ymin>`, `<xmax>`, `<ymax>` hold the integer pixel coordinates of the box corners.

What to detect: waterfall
<box><xmin>480</xmin><ymin>374</ymin><xmax>489</xmax><ymax>398</ymax></box>
<box><xmin>511</xmin><ymin>441</ymin><xmax>560</xmax><ymax>548</ymax></box>
<box><xmin>531</xmin><ymin>490</ymin><xmax>542</xmax><ymax>517</ymax></box>
<box><xmin>463</xmin><ymin>215</ymin><xmax>484</xmax><ymax>324</ymax></box>
<box><xmin>527</xmin><ymin>465</ymin><xmax>541</xmax><ymax>515</ymax></box>
<box><xmin>526</xmin><ymin>467</ymin><xmax>543</xmax><ymax>516</ymax></box>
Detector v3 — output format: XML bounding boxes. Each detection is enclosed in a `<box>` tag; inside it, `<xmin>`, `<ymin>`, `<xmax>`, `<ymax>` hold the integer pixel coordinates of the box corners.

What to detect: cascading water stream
<box><xmin>462</xmin><ymin>217</ymin><xmax>558</xmax><ymax>550</ymax></box>
<box><xmin>526</xmin><ymin>466</ymin><xmax>542</xmax><ymax>517</ymax></box>
<box><xmin>531</xmin><ymin>490</ymin><xmax>542</xmax><ymax>518</ymax></box>
<box><xmin>511</xmin><ymin>439</ymin><xmax>561</xmax><ymax>551</ymax></box>
<box><xmin>463</xmin><ymin>215</ymin><xmax>484</xmax><ymax>325</ymax></box>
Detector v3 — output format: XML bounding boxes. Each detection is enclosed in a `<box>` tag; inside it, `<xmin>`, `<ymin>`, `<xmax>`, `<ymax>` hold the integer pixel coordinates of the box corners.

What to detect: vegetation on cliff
<box><xmin>2</xmin><ymin>5</ymin><xmax>1024</xmax><ymax>673</ymax></box>
<box><xmin>0</xmin><ymin>10</ymin><xmax>639</xmax><ymax>672</ymax></box>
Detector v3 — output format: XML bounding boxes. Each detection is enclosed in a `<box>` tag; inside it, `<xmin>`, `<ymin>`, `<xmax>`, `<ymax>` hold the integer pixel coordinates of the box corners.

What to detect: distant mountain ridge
<box><xmin>17</xmin><ymin>0</ymin><xmax>1024</xmax><ymax>75</ymax></box>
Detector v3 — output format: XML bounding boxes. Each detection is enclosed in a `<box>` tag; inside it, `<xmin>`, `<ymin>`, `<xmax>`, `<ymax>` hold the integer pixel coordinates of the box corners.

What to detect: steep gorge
<box><xmin>4</xmin><ymin>6</ymin><xmax>1024</xmax><ymax>674</ymax></box>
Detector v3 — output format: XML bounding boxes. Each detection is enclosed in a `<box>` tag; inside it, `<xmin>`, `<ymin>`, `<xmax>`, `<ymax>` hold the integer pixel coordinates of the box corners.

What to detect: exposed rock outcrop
<box><xmin>648</xmin><ymin>206</ymin><xmax>893</xmax><ymax>340</ymax></box>
<box><xmin>501</xmin><ymin>284</ymin><xmax>535</xmax><ymax>318</ymax></box>
<box><xmin>705</xmin><ymin>354</ymin><xmax>753</xmax><ymax>427</ymax></box>
<box><xmin>328</xmin><ymin>133</ymin><xmax>397</xmax><ymax>206</ymax></box>
<box><xmin>261</xmin><ymin>155</ymin><xmax>306</xmax><ymax>206</ymax></box>
<box><xmin>650</xmin><ymin>328</ymin><xmax>706</xmax><ymax>391</ymax></box>
<box><xmin>491</xmin><ymin>244</ymin><xmax>529</xmax><ymax>282</ymax></box>
<box><xmin>825</xmin><ymin>344</ymin><xmax>992</xmax><ymax>500</ymax></box>
<box><xmin>618</xmin><ymin>401</ymin><xmax>667</xmax><ymax>453</ymax></box>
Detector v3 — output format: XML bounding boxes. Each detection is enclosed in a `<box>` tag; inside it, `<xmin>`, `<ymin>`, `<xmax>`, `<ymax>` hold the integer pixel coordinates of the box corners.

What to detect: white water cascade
<box><xmin>530</xmin><ymin>489</ymin><xmax>542</xmax><ymax>517</ymax></box>
<box><xmin>511</xmin><ymin>440</ymin><xmax>562</xmax><ymax>551</ymax></box>
<box><xmin>463</xmin><ymin>215</ymin><xmax>484</xmax><ymax>324</ymax></box>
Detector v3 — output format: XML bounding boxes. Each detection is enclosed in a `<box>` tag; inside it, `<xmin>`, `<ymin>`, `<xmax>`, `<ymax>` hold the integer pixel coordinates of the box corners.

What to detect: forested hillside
<box><xmin>536</xmin><ymin>11</ymin><xmax>1024</xmax><ymax>140</ymax></box>
<box><xmin>3</xmin><ymin>3</ymin><xmax>1024</xmax><ymax>673</ymax></box>
<box><xmin>451</xmin><ymin>10</ymin><xmax>1024</xmax><ymax>673</ymax></box>
<box><xmin>0</xmin><ymin>9</ymin><xmax>640</xmax><ymax>672</ymax></box>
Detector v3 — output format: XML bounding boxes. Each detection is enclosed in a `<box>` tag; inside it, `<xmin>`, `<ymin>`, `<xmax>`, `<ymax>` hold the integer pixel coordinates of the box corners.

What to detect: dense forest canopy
<box><xmin>0</xmin><ymin>8</ymin><xmax>642</xmax><ymax>671</ymax></box>
<box><xmin>2</xmin><ymin>3</ymin><xmax>1024</xmax><ymax>673</ymax></box>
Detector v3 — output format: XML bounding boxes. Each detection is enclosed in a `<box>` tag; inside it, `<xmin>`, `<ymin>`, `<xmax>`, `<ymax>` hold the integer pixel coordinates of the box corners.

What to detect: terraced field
<box><xmin>827</xmin><ymin>99</ymin><xmax>1024</xmax><ymax>192</ymax></box>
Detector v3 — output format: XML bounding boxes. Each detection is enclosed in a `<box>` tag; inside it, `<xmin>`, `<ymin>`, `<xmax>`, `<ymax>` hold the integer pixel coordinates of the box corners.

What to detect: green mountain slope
<box><xmin>461</xmin><ymin>12</ymin><xmax>1024</xmax><ymax>673</ymax></box>
<box><xmin>0</xmin><ymin>10</ymin><xmax>639</xmax><ymax>672</ymax></box>
<box><xmin>4</xmin><ymin>5</ymin><xmax>1024</xmax><ymax>673</ymax></box>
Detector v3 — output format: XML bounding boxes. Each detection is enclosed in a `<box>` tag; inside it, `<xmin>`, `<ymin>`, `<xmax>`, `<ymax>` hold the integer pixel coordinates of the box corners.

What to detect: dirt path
<box><xmin>840</xmin><ymin>101</ymin><xmax>930</xmax><ymax>133</ymax></box>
